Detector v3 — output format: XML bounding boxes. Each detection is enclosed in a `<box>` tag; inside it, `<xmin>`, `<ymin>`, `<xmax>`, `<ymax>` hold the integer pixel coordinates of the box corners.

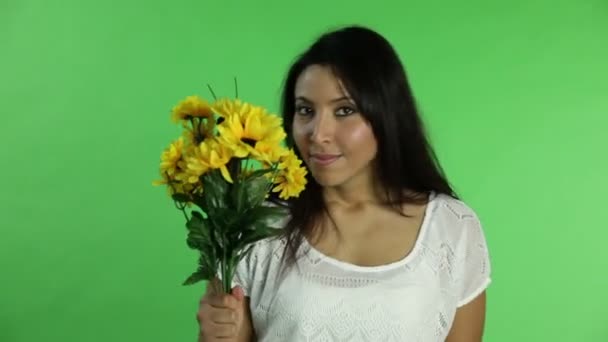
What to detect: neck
<box><xmin>322</xmin><ymin>173</ymin><xmax>383</xmax><ymax>208</ymax></box>
<box><xmin>321</xmin><ymin>179</ymin><xmax>430</xmax><ymax>210</ymax></box>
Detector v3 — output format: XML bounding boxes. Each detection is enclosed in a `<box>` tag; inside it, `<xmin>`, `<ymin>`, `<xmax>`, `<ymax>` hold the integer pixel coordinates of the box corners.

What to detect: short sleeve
<box><xmin>455</xmin><ymin>213</ymin><xmax>492</xmax><ymax>307</ymax></box>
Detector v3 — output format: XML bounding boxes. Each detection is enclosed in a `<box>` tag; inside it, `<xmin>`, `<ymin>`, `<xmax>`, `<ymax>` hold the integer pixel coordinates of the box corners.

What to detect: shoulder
<box><xmin>432</xmin><ymin>192</ymin><xmax>480</xmax><ymax>222</ymax></box>
<box><xmin>233</xmin><ymin>236</ymin><xmax>284</xmax><ymax>283</ymax></box>
<box><xmin>428</xmin><ymin>192</ymin><xmax>486</xmax><ymax>244</ymax></box>
<box><xmin>246</xmin><ymin>235</ymin><xmax>287</xmax><ymax>261</ymax></box>
<box><xmin>425</xmin><ymin>192</ymin><xmax>491</xmax><ymax>279</ymax></box>
<box><xmin>428</xmin><ymin>193</ymin><xmax>492</xmax><ymax>306</ymax></box>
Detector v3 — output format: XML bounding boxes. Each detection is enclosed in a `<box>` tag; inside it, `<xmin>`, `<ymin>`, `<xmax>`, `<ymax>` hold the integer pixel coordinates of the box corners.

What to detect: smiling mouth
<box><xmin>310</xmin><ymin>154</ymin><xmax>341</xmax><ymax>166</ymax></box>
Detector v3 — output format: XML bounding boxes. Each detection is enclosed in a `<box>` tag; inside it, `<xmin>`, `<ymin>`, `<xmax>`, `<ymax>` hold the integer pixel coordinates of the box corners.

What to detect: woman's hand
<box><xmin>197</xmin><ymin>277</ymin><xmax>250</xmax><ymax>342</ymax></box>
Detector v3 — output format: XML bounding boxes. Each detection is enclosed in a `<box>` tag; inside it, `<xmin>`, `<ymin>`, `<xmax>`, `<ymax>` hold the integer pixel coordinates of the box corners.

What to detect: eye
<box><xmin>335</xmin><ymin>106</ymin><xmax>357</xmax><ymax>117</ymax></box>
<box><xmin>295</xmin><ymin>105</ymin><xmax>314</xmax><ymax>116</ymax></box>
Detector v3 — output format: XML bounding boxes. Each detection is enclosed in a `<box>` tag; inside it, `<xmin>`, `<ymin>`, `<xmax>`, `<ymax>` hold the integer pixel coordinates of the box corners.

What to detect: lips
<box><xmin>310</xmin><ymin>153</ymin><xmax>341</xmax><ymax>166</ymax></box>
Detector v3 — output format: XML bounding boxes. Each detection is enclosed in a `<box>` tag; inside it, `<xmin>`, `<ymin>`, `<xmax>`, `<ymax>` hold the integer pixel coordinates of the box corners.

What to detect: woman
<box><xmin>197</xmin><ymin>25</ymin><xmax>492</xmax><ymax>342</ymax></box>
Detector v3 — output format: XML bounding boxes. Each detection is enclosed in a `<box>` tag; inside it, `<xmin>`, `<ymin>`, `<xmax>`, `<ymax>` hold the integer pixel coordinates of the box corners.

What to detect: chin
<box><xmin>310</xmin><ymin>172</ymin><xmax>349</xmax><ymax>188</ymax></box>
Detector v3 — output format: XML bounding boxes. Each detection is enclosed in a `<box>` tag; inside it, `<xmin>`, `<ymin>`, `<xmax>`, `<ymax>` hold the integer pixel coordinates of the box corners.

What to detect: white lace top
<box><xmin>230</xmin><ymin>192</ymin><xmax>492</xmax><ymax>341</ymax></box>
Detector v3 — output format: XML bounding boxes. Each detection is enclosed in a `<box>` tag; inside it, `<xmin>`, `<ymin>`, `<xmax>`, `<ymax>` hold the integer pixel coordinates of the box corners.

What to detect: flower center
<box><xmin>241</xmin><ymin>138</ymin><xmax>257</xmax><ymax>147</ymax></box>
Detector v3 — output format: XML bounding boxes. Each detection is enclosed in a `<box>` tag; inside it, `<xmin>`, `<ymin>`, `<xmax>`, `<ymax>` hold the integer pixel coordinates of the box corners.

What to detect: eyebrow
<box><xmin>295</xmin><ymin>96</ymin><xmax>353</xmax><ymax>104</ymax></box>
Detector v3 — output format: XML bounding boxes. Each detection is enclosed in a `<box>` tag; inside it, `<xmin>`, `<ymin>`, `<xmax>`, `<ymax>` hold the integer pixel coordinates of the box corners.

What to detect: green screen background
<box><xmin>2</xmin><ymin>0</ymin><xmax>607</xmax><ymax>341</ymax></box>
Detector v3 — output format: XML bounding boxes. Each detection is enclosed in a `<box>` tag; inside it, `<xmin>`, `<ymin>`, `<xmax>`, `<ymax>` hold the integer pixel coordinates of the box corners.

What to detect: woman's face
<box><xmin>292</xmin><ymin>65</ymin><xmax>378</xmax><ymax>188</ymax></box>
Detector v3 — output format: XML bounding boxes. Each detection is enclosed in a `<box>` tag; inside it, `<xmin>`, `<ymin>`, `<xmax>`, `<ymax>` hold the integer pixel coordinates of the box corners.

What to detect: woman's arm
<box><xmin>445</xmin><ymin>291</ymin><xmax>487</xmax><ymax>342</ymax></box>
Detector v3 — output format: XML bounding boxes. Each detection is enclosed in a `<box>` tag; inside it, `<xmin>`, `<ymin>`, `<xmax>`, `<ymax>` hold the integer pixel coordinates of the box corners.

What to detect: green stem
<box><xmin>229</xmin><ymin>158</ymin><xmax>242</xmax><ymax>180</ymax></box>
<box><xmin>243</xmin><ymin>158</ymin><xmax>250</xmax><ymax>179</ymax></box>
<box><xmin>179</xmin><ymin>207</ymin><xmax>189</xmax><ymax>221</ymax></box>
<box><xmin>234</xmin><ymin>76</ymin><xmax>239</xmax><ymax>98</ymax></box>
<box><xmin>207</xmin><ymin>84</ymin><xmax>217</xmax><ymax>100</ymax></box>
<box><xmin>222</xmin><ymin>248</ymin><xmax>230</xmax><ymax>293</ymax></box>
<box><xmin>266</xmin><ymin>164</ymin><xmax>281</xmax><ymax>194</ymax></box>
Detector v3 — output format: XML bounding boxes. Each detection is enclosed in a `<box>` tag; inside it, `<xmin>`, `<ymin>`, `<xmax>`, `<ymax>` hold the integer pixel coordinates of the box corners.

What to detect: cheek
<box><xmin>340</xmin><ymin>123</ymin><xmax>377</xmax><ymax>156</ymax></box>
<box><xmin>291</xmin><ymin>122</ymin><xmax>309</xmax><ymax>152</ymax></box>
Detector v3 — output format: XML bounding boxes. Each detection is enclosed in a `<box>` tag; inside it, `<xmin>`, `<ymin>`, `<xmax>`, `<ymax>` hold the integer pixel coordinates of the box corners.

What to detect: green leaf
<box><xmin>237</xmin><ymin>243</ymin><xmax>256</xmax><ymax>262</ymax></box>
<box><xmin>186</xmin><ymin>231</ymin><xmax>215</xmax><ymax>252</ymax></box>
<box><xmin>186</xmin><ymin>232</ymin><xmax>203</xmax><ymax>249</ymax></box>
<box><xmin>223</xmin><ymin>205</ymin><xmax>287</xmax><ymax>238</ymax></box>
<box><xmin>186</xmin><ymin>211</ymin><xmax>212</xmax><ymax>247</ymax></box>
<box><xmin>182</xmin><ymin>168</ymin><xmax>288</xmax><ymax>289</ymax></box>
<box><xmin>183</xmin><ymin>249</ymin><xmax>218</xmax><ymax>286</ymax></box>
<box><xmin>200</xmin><ymin>250</ymin><xmax>217</xmax><ymax>272</ymax></box>
<box><xmin>183</xmin><ymin>266</ymin><xmax>214</xmax><ymax>286</ymax></box>
<box><xmin>243</xmin><ymin>205</ymin><xmax>287</xmax><ymax>230</ymax></box>
<box><xmin>233</xmin><ymin>224</ymin><xmax>282</xmax><ymax>251</ymax></box>
<box><xmin>190</xmin><ymin>210</ymin><xmax>205</xmax><ymax>221</ymax></box>
<box><xmin>230</xmin><ymin>169</ymin><xmax>274</xmax><ymax>214</ymax></box>
<box><xmin>230</xmin><ymin>179</ymin><xmax>247</xmax><ymax>214</ymax></box>
<box><xmin>201</xmin><ymin>169</ymin><xmax>230</xmax><ymax>211</ymax></box>
<box><xmin>243</xmin><ymin>175</ymin><xmax>272</xmax><ymax>210</ymax></box>
<box><xmin>244</xmin><ymin>168</ymin><xmax>274</xmax><ymax>180</ymax></box>
<box><xmin>211</xmin><ymin>222</ymin><xmax>228</xmax><ymax>249</ymax></box>
<box><xmin>191</xmin><ymin>195</ymin><xmax>208</xmax><ymax>213</ymax></box>
<box><xmin>182</xmin><ymin>270</ymin><xmax>206</xmax><ymax>286</ymax></box>
<box><xmin>188</xmin><ymin>211</ymin><xmax>211</xmax><ymax>233</ymax></box>
<box><xmin>209</xmin><ymin>207</ymin><xmax>240</xmax><ymax>231</ymax></box>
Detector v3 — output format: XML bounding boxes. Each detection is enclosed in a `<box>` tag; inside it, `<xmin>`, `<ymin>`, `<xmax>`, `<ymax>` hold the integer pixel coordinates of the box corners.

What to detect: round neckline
<box><xmin>302</xmin><ymin>191</ymin><xmax>438</xmax><ymax>273</ymax></box>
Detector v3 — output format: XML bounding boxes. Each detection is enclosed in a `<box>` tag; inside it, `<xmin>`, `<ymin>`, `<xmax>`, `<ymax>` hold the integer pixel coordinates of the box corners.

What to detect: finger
<box><xmin>197</xmin><ymin>303</ymin><xmax>236</xmax><ymax>323</ymax></box>
<box><xmin>209</xmin><ymin>308</ymin><xmax>237</xmax><ymax>324</ymax></box>
<box><xmin>201</xmin><ymin>322</ymin><xmax>238</xmax><ymax>339</ymax></box>
<box><xmin>231</xmin><ymin>286</ymin><xmax>245</xmax><ymax>302</ymax></box>
<box><xmin>207</xmin><ymin>294</ymin><xmax>238</xmax><ymax>309</ymax></box>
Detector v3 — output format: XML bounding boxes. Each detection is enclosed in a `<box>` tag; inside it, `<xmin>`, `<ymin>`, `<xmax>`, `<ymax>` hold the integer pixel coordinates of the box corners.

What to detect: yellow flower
<box><xmin>272</xmin><ymin>166</ymin><xmax>307</xmax><ymax>200</ymax></box>
<box><xmin>171</xmin><ymin>95</ymin><xmax>214</xmax><ymax>124</ymax></box>
<box><xmin>182</xmin><ymin>120</ymin><xmax>215</xmax><ymax>145</ymax></box>
<box><xmin>214</xmin><ymin>98</ymin><xmax>286</xmax><ymax>159</ymax></box>
<box><xmin>272</xmin><ymin>149</ymin><xmax>308</xmax><ymax>199</ymax></box>
<box><xmin>180</xmin><ymin>143</ymin><xmax>207</xmax><ymax>184</ymax></box>
<box><xmin>254</xmin><ymin>142</ymin><xmax>289</xmax><ymax>165</ymax></box>
<box><xmin>182</xmin><ymin>128</ymin><xmax>196</xmax><ymax>145</ymax></box>
<box><xmin>212</xmin><ymin>98</ymin><xmax>245</xmax><ymax>119</ymax></box>
<box><xmin>153</xmin><ymin>137</ymin><xmax>203</xmax><ymax>198</ymax></box>
<box><xmin>183</xmin><ymin>144</ymin><xmax>210</xmax><ymax>183</ymax></box>
<box><xmin>156</xmin><ymin>136</ymin><xmax>186</xmax><ymax>178</ymax></box>
<box><xmin>170</xmin><ymin>178</ymin><xmax>197</xmax><ymax>196</ymax></box>
<box><xmin>186</xmin><ymin>138</ymin><xmax>234</xmax><ymax>183</ymax></box>
<box><xmin>277</xmin><ymin>148</ymin><xmax>303</xmax><ymax>171</ymax></box>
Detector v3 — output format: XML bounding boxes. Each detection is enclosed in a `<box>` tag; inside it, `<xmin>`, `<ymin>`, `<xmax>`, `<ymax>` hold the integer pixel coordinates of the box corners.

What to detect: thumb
<box><xmin>231</xmin><ymin>286</ymin><xmax>245</xmax><ymax>302</ymax></box>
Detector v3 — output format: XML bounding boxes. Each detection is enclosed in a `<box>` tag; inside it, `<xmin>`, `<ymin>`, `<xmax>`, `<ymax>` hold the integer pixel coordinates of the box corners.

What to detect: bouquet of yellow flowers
<box><xmin>153</xmin><ymin>91</ymin><xmax>307</xmax><ymax>293</ymax></box>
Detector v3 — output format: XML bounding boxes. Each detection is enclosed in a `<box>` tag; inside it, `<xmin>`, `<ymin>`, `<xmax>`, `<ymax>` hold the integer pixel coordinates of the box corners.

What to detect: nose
<box><xmin>310</xmin><ymin>110</ymin><xmax>335</xmax><ymax>144</ymax></box>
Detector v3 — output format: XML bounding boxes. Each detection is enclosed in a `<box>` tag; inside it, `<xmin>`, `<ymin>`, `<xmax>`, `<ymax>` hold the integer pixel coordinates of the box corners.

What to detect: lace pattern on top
<box><xmin>227</xmin><ymin>193</ymin><xmax>492</xmax><ymax>342</ymax></box>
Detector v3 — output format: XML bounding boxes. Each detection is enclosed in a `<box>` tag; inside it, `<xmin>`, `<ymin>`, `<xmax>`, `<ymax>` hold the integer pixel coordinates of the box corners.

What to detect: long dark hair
<box><xmin>269</xmin><ymin>25</ymin><xmax>458</xmax><ymax>267</ymax></box>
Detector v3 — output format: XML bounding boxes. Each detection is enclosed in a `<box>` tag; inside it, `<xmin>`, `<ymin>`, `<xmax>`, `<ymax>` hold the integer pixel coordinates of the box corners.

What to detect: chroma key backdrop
<box><xmin>1</xmin><ymin>0</ymin><xmax>607</xmax><ymax>341</ymax></box>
